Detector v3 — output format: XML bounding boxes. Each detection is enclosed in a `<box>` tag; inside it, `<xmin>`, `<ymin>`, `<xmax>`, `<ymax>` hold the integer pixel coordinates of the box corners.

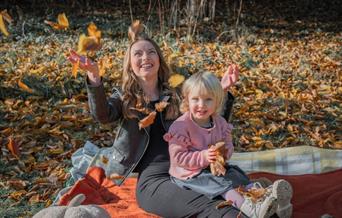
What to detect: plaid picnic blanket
<box><xmin>48</xmin><ymin>143</ymin><xmax>342</xmax><ymax>218</ymax></box>
<box><xmin>230</xmin><ymin>145</ymin><xmax>342</xmax><ymax>175</ymax></box>
<box><xmin>70</xmin><ymin>142</ymin><xmax>342</xmax><ymax>181</ymax></box>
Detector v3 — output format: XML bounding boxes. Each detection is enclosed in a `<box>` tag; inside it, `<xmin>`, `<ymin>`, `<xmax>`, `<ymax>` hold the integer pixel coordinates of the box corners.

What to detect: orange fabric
<box><xmin>58</xmin><ymin>167</ymin><xmax>158</xmax><ymax>218</ymax></box>
<box><xmin>249</xmin><ymin>169</ymin><xmax>342</xmax><ymax>218</ymax></box>
<box><xmin>59</xmin><ymin>166</ymin><xmax>342</xmax><ymax>218</ymax></box>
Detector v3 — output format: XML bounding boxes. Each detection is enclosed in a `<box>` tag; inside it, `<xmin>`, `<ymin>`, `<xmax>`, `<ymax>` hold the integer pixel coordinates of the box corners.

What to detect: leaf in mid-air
<box><xmin>77</xmin><ymin>23</ymin><xmax>101</xmax><ymax>55</ymax></box>
<box><xmin>0</xmin><ymin>10</ymin><xmax>12</xmax><ymax>36</ymax></box>
<box><xmin>44</xmin><ymin>13</ymin><xmax>69</xmax><ymax>30</ymax></box>
<box><xmin>168</xmin><ymin>73</ymin><xmax>185</xmax><ymax>88</ymax></box>
<box><xmin>139</xmin><ymin>111</ymin><xmax>157</xmax><ymax>129</ymax></box>
<box><xmin>155</xmin><ymin>101</ymin><xmax>169</xmax><ymax>112</ymax></box>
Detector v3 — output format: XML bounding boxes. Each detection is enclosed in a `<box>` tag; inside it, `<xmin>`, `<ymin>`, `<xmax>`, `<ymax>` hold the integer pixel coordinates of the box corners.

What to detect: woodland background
<box><xmin>0</xmin><ymin>0</ymin><xmax>341</xmax><ymax>217</ymax></box>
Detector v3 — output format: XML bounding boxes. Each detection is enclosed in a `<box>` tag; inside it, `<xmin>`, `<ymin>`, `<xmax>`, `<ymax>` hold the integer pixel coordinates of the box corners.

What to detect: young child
<box><xmin>164</xmin><ymin>71</ymin><xmax>293</xmax><ymax>218</ymax></box>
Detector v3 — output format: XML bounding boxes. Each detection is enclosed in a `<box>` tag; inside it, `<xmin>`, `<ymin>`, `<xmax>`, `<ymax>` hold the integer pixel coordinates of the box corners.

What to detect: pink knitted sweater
<box><xmin>163</xmin><ymin>112</ymin><xmax>234</xmax><ymax>180</ymax></box>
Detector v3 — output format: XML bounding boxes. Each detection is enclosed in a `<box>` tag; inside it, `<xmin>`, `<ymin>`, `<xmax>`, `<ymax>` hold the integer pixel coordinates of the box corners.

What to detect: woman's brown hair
<box><xmin>121</xmin><ymin>21</ymin><xmax>180</xmax><ymax>120</ymax></box>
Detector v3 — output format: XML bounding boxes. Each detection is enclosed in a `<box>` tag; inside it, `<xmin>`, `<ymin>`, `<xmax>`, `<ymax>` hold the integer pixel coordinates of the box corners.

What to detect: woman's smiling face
<box><xmin>130</xmin><ymin>40</ymin><xmax>160</xmax><ymax>81</ymax></box>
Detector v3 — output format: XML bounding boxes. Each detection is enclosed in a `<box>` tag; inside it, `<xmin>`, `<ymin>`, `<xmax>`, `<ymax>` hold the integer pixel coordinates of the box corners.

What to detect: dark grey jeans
<box><xmin>135</xmin><ymin>162</ymin><xmax>250</xmax><ymax>218</ymax></box>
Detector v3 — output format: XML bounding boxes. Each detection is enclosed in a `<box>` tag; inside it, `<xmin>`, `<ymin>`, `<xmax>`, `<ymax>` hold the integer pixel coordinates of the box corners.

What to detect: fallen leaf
<box><xmin>7</xmin><ymin>137</ymin><xmax>20</xmax><ymax>158</ymax></box>
<box><xmin>236</xmin><ymin>185</ymin><xmax>266</xmax><ymax>203</ymax></box>
<box><xmin>101</xmin><ymin>155</ymin><xmax>109</xmax><ymax>164</ymax></box>
<box><xmin>9</xmin><ymin>190</ymin><xmax>27</xmax><ymax>201</ymax></box>
<box><xmin>7</xmin><ymin>179</ymin><xmax>26</xmax><ymax>190</ymax></box>
<box><xmin>98</xmin><ymin>57</ymin><xmax>110</xmax><ymax>77</ymax></box>
<box><xmin>72</xmin><ymin>59</ymin><xmax>79</xmax><ymax>78</ymax></box>
<box><xmin>28</xmin><ymin>194</ymin><xmax>40</xmax><ymax>204</ymax></box>
<box><xmin>18</xmin><ymin>80</ymin><xmax>34</xmax><ymax>93</ymax></box>
<box><xmin>335</xmin><ymin>141</ymin><xmax>342</xmax><ymax>149</ymax></box>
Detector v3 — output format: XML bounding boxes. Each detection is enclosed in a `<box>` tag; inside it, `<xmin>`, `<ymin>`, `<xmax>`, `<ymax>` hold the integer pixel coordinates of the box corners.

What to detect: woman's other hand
<box><xmin>67</xmin><ymin>50</ymin><xmax>101</xmax><ymax>86</ymax></box>
<box><xmin>221</xmin><ymin>64</ymin><xmax>239</xmax><ymax>92</ymax></box>
<box><xmin>205</xmin><ymin>147</ymin><xmax>217</xmax><ymax>163</ymax></box>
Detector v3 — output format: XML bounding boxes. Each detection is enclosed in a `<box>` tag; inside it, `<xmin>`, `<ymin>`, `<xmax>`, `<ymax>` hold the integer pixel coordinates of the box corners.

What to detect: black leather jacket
<box><xmin>87</xmin><ymin>82</ymin><xmax>234</xmax><ymax>185</ymax></box>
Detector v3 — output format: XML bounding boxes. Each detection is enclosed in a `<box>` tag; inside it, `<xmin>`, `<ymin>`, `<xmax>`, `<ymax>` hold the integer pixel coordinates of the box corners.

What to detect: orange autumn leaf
<box><xmin>18</xmin><ymin>80</ymin><xmax>34</xmax><ymax>93</ymax></box>
<box><xmin>236</xmin><ymin>185</ymin><xmax>266</xmax><ymax>203</ymax></box>
<box><xmin>0</xmin><ymin>11</ymin><xmax>10</xmax><ymax>36</ymax></box>
<box><xmin>155</xmin><ymin>101</ymin><xmax>169</xmax><ymax>112</ymax></box>
<box><xmin>28</xmin><ymin>194</ymin><xmax>40</xmax><ymax>204</ymax></box>
<box><xmin>77</xmin><ymin>22</ymin><xmax>101</xmax><ymax>55</ymax></box>
<box><xmin>88</xmin><ymin>22</ymin><xmax>101</xmax><ymax>41</ymax></box>
<box><xmin>7</xmin><ymin>137</ymin><xmax>20</xmax><ymax>158</ymax></box>
<box><xmin>168</xmin><ymin>73</ymin><xmax>185</xmax><ymax>88</ymax></box>
<box><xmin>128</xmin><ymin>20</ymin><xmax>144</xmax><ymax>41</ymax></box>
<box><xmin>216</xmin><ymin>200</ymin><xmax>234</xmax><ymax>209</ymax></box>
<box><xmin>209</xmin><ymin>141</ymin><xmax>227</xmax><ymax>176</ymax></box>
<box><xmin>139</xmin><ymin>111</ymin><xmax>157</xmax><ymax>129</ymax></box>
<box><xmin>1</xmin><ymin>10</ymin><xmax>13</xmax><ymax>23</ymax></box>
<box><xmin>44</xmin><ymin>13</ymin><xmax>69</xmax><ymax>30</ymax></box>
<box><xmin>72</xmin><ymin>59</ymin><xmax>79</xmax><ymax>78</ymax></box>
<box><xmin>9</xmin><ymin>190</ymin><xmax>27</xmax><ymax>201</ymax></box>
<box><xmin>98</xmin><ymin>57</ymin><xmax>109</xmax><ymax>77</ymax></box>
<box><xmin>101</xmin><ymin>155</ymin><xmax>109</xmax><ymax>164</ymax></box>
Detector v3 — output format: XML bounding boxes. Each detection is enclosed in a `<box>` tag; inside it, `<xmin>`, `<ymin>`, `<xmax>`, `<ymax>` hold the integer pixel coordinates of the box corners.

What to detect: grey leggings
<box><xmin>135</xmin><ymin>163</ymin><xmax>250</xmax><ymax>218</ymax></box>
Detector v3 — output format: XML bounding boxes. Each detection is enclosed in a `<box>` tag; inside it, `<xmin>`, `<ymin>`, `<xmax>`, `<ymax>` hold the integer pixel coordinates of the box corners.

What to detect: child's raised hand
<box><xmin>205</xmin><ymin>147</ymin><xmax>217</xmax><ymax>163</ymax></box>
<box><xmin>221</xmin><ymin>64</ymin><xmax>239</xmax><ymax>91</ymax></box>
<box><xmin>67</xmin><ymin>50</ymin><xmax>101</xmax><ymax>85</ymax></box>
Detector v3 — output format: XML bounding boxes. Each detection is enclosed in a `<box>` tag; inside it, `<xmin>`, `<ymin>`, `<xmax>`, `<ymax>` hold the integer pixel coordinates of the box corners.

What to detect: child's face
<box><xmin>130</xmin><ymin>40</ymin><xmax>160</xmax><ymax>81</ymax></box>
<box><xmin>188</xmin><ymin>91</ymin><xmax>216</xmax><ymax>126</ymax></box>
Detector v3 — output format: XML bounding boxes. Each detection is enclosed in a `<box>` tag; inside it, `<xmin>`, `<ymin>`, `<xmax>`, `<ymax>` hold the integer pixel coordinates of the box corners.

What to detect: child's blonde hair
<box><xmin>180</xmin><ymin>71</ymin><xmax>224</xmax><ymax>114</ymax></box>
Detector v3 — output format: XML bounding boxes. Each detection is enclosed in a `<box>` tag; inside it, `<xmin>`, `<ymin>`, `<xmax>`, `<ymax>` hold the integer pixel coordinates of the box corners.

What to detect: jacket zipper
<box><xmin>120</xmin><ymin>124</ymin><xmax>150</xmax><ymax>185</ymax></box>
<box><xmin>160</xmin><ymin>111</ymin><xmax>167</xmax><ymax>131</ymax></box>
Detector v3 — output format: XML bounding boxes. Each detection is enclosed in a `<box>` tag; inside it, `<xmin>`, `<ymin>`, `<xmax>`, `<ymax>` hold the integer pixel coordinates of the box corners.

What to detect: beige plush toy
<box><xmin>33</xmin><ymin>194</ymin><xmax>110</xmax><ymax>218</ymax></box>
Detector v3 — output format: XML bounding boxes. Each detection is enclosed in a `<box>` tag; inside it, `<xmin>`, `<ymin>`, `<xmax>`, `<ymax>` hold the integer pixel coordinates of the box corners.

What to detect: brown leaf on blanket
<box><xmin>236</xmin><ymin>185</ymin><xmax>266</xmax><ymax>203</ymax></box>
<box><xmin>209</xmin><ymin>141</ymin><xmax>227</xmax><ymax>176</ymax></box>
<box><xmin>101</xmin><ymin>155</ymin><xmax>109</xmax><ymax>165</ymax></box>
<box><xmin>138</xmin><ymin>111</ymin><xmax>157</xmax><ymax>129</ymax></box>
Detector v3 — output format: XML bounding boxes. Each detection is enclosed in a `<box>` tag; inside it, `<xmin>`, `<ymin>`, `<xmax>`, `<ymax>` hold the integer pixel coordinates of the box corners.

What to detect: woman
<box><xmin>68</xmin><ymin>23</ymin><xmax>250</xmax><ymax>218</ymax></box>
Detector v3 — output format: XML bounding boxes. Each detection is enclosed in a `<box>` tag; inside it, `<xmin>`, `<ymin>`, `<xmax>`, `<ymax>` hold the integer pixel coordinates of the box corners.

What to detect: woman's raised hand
<box><xmin>221</xmin><ymin>64</ymin><xmax>239</xmax><ymax>92</ymax></box>
<box><xmin>67</xmin><ymin>50</ymin><xmax>101</xmax><ymax>85</ymax></box>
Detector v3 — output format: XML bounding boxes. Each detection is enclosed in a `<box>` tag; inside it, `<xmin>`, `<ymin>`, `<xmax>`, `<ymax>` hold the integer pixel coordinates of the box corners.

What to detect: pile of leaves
<box><xmin>0</xmin><ymin>2</ymin><xmax>341</xmax><ymax>217</ymax></box>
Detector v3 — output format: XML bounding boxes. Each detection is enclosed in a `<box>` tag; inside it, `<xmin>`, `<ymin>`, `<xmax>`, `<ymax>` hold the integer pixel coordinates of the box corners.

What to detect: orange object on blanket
<box><xmin>58</xmin><ymin>166</ymin><xmax>158</xmax><ymax>218</ymax></box>
<box><xmin>59</xmin><ymin>166</ymin><xmax>342</xmax><ymax>218</ymax></box>
<box><xmin>249</xmin><ymin>169</ymin><xmax>342</xmax><ymax>218</ymax></box>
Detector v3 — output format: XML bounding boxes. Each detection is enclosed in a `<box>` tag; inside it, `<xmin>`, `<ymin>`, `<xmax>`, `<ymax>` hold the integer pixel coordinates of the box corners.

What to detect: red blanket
<box><xmin>249</xmin><ymin>170</ymin><xmax>342</xmax><ymax>218</ymax></box>
<box><xmin>59</xmin><ymin>166</ymin><xmax>342</xmax><ymax>218</ymax></box>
